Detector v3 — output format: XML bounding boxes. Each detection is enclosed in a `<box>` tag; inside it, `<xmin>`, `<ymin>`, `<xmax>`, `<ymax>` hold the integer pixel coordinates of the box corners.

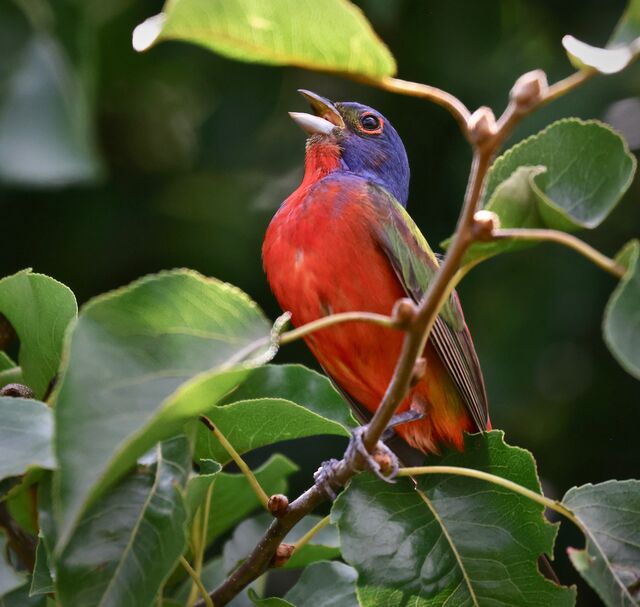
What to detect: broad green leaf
<box><xmin>206</xmin><ymin>454</ymin><xmax>298</xmax><ymax>544</ymax></box>
<box><xmin>53</xmin><ymin>269</ymin><xmax>272</xmax><ymax>550</ymax></box>
<box><xmin>0</xmin><ymin>353</ymin><xmax>13</xmax><ymax>372</ymax></box>
<box><xmin>563</xmin><ymin>0</ymin><xmax>640</xmax><ymax>74</ymax></box>
<box><xmin>195</xmin><ymin>397</ymin><xmax>349</xmax><ymax>464</ymax></box>
<box><xmin>29</xmin><ymin>534</ymin><xmax>54</xmax><ymax>596</ymax></box>
<box><xmin>133</xmin><ymin>0</ymin><xmax>396</xmax><ymax>80</ymax></box>
<box><xmin>0</xmin><ymin>398</ymin><xmax>54</xmax><ymax>480</ymax></box>
<box><xmin>0</xmin><ymin>270</ymin><xmax>76</xmax><ymax>398</ymax></box>
<box><xmin>219</xmin><ymin>365</ymin><xmax>358</xmax><ymax>430</ymax></box>
<box><xmin>333</xmin><ymin>431</ymin><xmax>575</xmax><ymax>607</ymax></box>
<box><xmin>249</xmin><ymin>561</ymin><xmax>359</xmax><ymax>606</ymax></box>
<box><xmin>0</xmin><ymin>582</ymin><xmax>46</xmax><ymax>607</ymax></box>
<box><xmin>0</xmin><ymin>532</ymin><xmax>25</xmax><ymax>597</ymax></box>
<box><xmin>285</xmin><ymin>561</ymin><xmax>358</xmax><ymax>606</ymax></box>
<box><xmin>603</xmin><ymin>240</ymin><xmax>640</xmax><ymax>379</ymax></box>
<box><xmin>563</xmin><ymin>480</ymin><xmax>640</xmax><ymax>607</ymax></box>
<box><xmin>459</xmin><ymin>119</ymin><xmax>636</xmax><ymax>265</ymax></box>
<box><xmin>55</xmin><ymin>437</ymin><xmax>191</xmax><ymax>607</ymax></box>
<box><xmin>0</xmin><ymin>33</ymin><xmax>102</xmax><ymax>187</ymax></box>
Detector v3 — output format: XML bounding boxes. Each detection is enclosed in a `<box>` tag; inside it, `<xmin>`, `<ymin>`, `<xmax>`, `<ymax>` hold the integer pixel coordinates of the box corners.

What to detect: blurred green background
<box><xmin>1</xmin><ymin>0</ymin><xmax>639</xmax><ymax>603</ymax></box>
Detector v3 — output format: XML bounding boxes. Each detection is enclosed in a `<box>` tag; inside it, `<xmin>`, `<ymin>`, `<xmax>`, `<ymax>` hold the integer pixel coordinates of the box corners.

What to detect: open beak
<box><xmin>289</xmin><ymin>89</ymin><xmax>345</xmax><ymax>136</ymax></box>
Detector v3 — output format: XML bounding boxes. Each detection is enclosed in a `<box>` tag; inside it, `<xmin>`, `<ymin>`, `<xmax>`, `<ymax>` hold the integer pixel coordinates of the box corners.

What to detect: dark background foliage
<box><xmin>1</xmin><ymin>0</ymin><xmax>639</xmax><ymax>603</ymax></box>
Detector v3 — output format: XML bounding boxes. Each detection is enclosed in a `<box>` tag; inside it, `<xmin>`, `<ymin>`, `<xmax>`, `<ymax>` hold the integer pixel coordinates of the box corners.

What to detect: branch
<box><xmin>195</xmin><ymin>66</ymin><xmax>598</xmax><ymax>607</ymax></box>
<box><xmin>491</xmin><ymin>228</ymin><xmax>626</xmax><ymax>278</ymax></box>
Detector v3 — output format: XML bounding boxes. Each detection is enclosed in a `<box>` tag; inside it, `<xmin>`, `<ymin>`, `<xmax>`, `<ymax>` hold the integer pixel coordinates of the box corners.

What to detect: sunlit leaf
<box><xmin>603</xmin><ymin>240</ymin><xmax>640</xmax><ymax>379</ymax></box>
<box><xmin>333</xmin><ymin>431</ymin><xmax>575</xmax><ymax>607</ymax></box>
<box><xmin>0</xmin><ymin>397</ymin><xmax>54</xmax><ymax>481</ymax></box>
<box><xmin>55</xmin><ymin>437</ymin><xmax>191</xmax><ymax>607</ymax></box>
<box><xmin>54</xmin><ymin>269</ymin><xmax>272</xmax><ymax>550</ymax></box>
<box><xmin>133</xmin><ymin>0</ymin><xmax>396</xmax><ymax>80</ymax></box>
<box><xmin>563</xmin><ymin>0</ymin><xmax>640</xmax><ymax>74</ymax></box>
<box><xmin>0</xmin><ymin>270</ymin><xmax>76</xmax><ymax>398</ymax></box>
<box><xmin>285</xmin><ymin>561</ymin><xmax>358</xmax><ymax>606</ymax></box>
<box><xmin>564</xmin><ymin>480</ymin><xmax>640</xmax><ymax>607</ymax></box>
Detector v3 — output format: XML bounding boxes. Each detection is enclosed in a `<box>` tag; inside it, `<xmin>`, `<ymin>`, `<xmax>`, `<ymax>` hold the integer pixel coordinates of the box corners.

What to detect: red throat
<box><xmin>300</xmin><ymin>140</ymin><xmax>342</xmax><ymax>188</ymax></box>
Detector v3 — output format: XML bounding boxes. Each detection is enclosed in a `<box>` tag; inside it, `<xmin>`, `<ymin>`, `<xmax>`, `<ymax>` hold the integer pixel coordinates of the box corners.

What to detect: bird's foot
<box><xmin>313</xmin><ymin>458</ymin><xmax>342</xmax><ymax>500</ymax></box>
<box><xmin>345</xmin><ymin>426</ymin><xmax>400</xmax><ymax>483</ymax></box>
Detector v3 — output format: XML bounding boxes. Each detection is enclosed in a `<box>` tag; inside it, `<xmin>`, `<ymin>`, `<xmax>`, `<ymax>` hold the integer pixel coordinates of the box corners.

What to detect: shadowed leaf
<box><xmin>0</xmin><ymin>398</ymin><xmax>54</xmax><ymax>481</ymax></box>
<box><xmin>564</xmin><ymin>480</ymin><xmax>640</xmax><ymax>606</ymax></box>
<box><xmin>603</xmin><ymin>240</ymin><xmax>640</xmax><ymax>379</ymax></box>
<box><xmin>333</xmin><ymin>431</ymin><xmax>576</xmax><ymax>607</ymax></box>
<box><xmin>55</xmin><ymin>437</ymin><xmax>191</xmax><ymax>607</ymax></box>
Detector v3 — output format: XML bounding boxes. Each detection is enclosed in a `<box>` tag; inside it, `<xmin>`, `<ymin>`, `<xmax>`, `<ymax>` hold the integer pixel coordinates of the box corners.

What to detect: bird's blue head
<box><xmin>290</xmin><ymin>90</ymin><xmax>410</xmax><ymax>206</ymax></box>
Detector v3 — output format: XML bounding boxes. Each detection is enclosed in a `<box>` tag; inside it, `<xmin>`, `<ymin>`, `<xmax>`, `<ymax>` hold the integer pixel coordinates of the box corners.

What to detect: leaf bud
<box><xmin>271</xmin><ymin>543</ymin><xmax>295</xmax><ymax>567</ymax></box>
<box><xmin>468</xmin><ymin>107</ymin><xmax>497</xmax><ymax>145</ymax></box>
<box><xmin>510</xmin><ymin>70</ymin><xmax>548</xmax><ymax>111</ymax></box>
<box><xmin>472</xmin><ymin>210</ymin><xmax>500</xmax><ymax>241</ymax></box>
<box><xmin>392</xmin><ymin>298</ymin><xmax>417</xmax><ymax>329</ymax></box>
<box><xmin>268</xmin><ymin>494</ymin><xmax>289</xmax><ymax>518</ymax></box>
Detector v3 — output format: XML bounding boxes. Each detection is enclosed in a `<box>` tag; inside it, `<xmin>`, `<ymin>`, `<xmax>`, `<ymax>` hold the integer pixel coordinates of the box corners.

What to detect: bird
<box><xmin>262</xmin><ymin>90</ymin><xmax>489</xmax><ymax>475</ymax></box>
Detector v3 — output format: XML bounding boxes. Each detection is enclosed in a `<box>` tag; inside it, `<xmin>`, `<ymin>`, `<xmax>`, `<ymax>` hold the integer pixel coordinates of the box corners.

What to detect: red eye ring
<box><xmin>359</xmin><ymin>112</ymin><xmax>384</xmax><ymax>135</ymax></box>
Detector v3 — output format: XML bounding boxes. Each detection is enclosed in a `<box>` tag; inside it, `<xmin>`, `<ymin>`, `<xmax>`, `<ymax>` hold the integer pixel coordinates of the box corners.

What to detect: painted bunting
<box><xmin>263</xmin><ymin>90</ymin><xmax>489</xmax><ymax>471</ymax></box>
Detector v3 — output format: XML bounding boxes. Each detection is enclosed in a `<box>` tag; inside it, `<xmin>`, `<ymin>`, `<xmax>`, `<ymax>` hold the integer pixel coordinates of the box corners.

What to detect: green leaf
<box><xmin>563</xmin><ymin>480</ymin><xmax>640</xmax><ymax>607</ymax></box>
<box><xmin>0</xmin><ymin>270</ymin><xmax>76</xmax><ymax>398</ymax></box>
<box><xmin>284</xmin><ymin>517</ymin><xmax>340</xmax><ymax>570</ymax></box>
<box><xmin>133</xmin><ymin>0</ymin><xmax>396</xmax><ymax>80</ymax></box>
<box><xmin>249</xmin><ymin>561</ymin><xmax>359</xmax><ymax>606</ymax></box>
<box><xmin>0</xmin><ymin>531</ymin><xmax>25</xmax><ymax>597</ymax></box>
<box><xmin>185</xmin><ymin>459</ymin><xmax>222</xmax><ymax>521</ymax></box>
<box><xmin>196</xmin><ymin>398</ymin><xmax>349</xmax><ymax>464</ymax></box>
<box><xmin>603</xmin><ymin>240</ymin><xmax>640</xmax><ymax>379</ymax></box>
<box><xmin>562</xmin><ymin>0</ymin><xmax>640</xmax><ymax>74</ymax></box>
<box><xmin>459</xmin><ymin>119</ymin><xmax>636</xmax><ymax>265</ymax></box>
<box><xmin>0</xmin><ymin>398</ymin><xmax>54</xmax><ymax>480</ymax></box>
<box><xmin>333</xmin><ymin>431</ymin><xmax>575</xmax><ymax>607</ymax></box>
<box><xmin>55</xmin><ymin>437</ymin><xmax>191</xmax><ymax>607</ymax></box>
<box><xmin>0</xmin><ymin>32</ymin><xmax>102</xmax><ymax>187</ymax></box>
<box><xmin>219</xmin><ymin>365</ymin><xmax>358</xmax><ymax>430</ymax></box>
<box><xmin>285</xmin><ymin>561</ymin><xmax>358</xmax><ymax>606</ymax></box>
<box><xmin>29</xmin><ymin>534</ymin><xmax>54</xmax><ymax>596</ymax></box>
<box><xmin>53</xmin><ymin>269</ymin><xmax>272</xmax><ymax>550</ymax></box>
<box><xmin>205</xmin><ymin>454</ymin><xmax>298</xmax><ymax>544</ymax></box>
<box><xmin>0</xmin><ymin>582</ymin><xmax>46</xmax><ymax>607</ymax></box>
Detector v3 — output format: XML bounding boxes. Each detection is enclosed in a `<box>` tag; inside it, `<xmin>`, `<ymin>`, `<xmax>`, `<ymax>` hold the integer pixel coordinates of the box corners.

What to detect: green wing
<box><xmin>370</xmin><ymin>184</ymin><xmax>490</xmax><ymax>432</ymax></box>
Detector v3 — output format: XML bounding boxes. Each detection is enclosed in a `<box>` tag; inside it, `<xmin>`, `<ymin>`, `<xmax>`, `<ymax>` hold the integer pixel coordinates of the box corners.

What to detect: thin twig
<box><xmin>291</xmin><ymin>515</ymin><xmax>331</xmax><ymax>554</ymax></box>
<box><xmin>545</xmin><ymin>69</ymin><xmax>595</xmax><ymax>105</ymax></box>
<box><xmin>181</xmin><ymin>556</ymin><xmax>214</xmax><ymax>607</ymax></box>
<box><xmin>279</xmin><ymin>311</ymin><xmax>398</xmax><ymax>345</ymax></box>
<box><xmin>398</xmin><ymin>466</ymin><xmax>582</xmax><ymax>529</ymax></box>
<box><xmin>492</xmin><ymin>228</ymin><xmax>626</xmax><ymax>278</ymax></box>
<box><xmin>199</xmin><ymin>416</ymin><xmax>270</xmax><ymax>509</ymax></box>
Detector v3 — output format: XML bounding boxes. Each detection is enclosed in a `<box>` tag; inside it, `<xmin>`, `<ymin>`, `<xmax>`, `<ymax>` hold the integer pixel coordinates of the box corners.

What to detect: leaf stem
<box><xmin>199</xmin><ymin>416</ymin><xmax>270</xmax><ymax>510</ymax></box>
<box><xmin>291</xmin><ymin>515</ymin><xmax>331</xmax><ymax>554</ymax></box>
<box><xmin>398</xmin><ymin>466</ymin><xmax>582</xmax><ymax>530</ymax></box>
<box><xmin>492</xmin><ymin>228</ymin><xmax>626</xmax><ymax>278</ymax></box>
<box><xmin>545</xmin><ymin>69</ymin><xmax>595</xmax><ymax>104</ymax></box>
<box><xmin>180</xmin><ymin>556</ymin><xmax>214</xmax><ymax>607</ymax></box>
<box><xmin>279</xmin><ymin>311</ymin><xmax>398</xmax><ymax>345</ymax></box>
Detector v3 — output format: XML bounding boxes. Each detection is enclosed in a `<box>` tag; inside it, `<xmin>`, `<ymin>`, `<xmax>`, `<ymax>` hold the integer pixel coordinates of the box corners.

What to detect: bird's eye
<box><xmin>360</xmin><ymin>112</ymin><xmax>383</xmax><ymax>133</ymax></box>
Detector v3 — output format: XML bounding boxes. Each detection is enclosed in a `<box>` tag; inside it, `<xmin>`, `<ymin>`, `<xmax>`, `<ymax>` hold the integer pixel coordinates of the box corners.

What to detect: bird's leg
<box><xmin>314</xmin><ymin>411</ymin><xmax>425</xmax><ymax>499</ymax></box>
<box><xmin>381</xmin><ymin>409</ymin><xmax>424</xmax><ymax>441</ymax></box>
